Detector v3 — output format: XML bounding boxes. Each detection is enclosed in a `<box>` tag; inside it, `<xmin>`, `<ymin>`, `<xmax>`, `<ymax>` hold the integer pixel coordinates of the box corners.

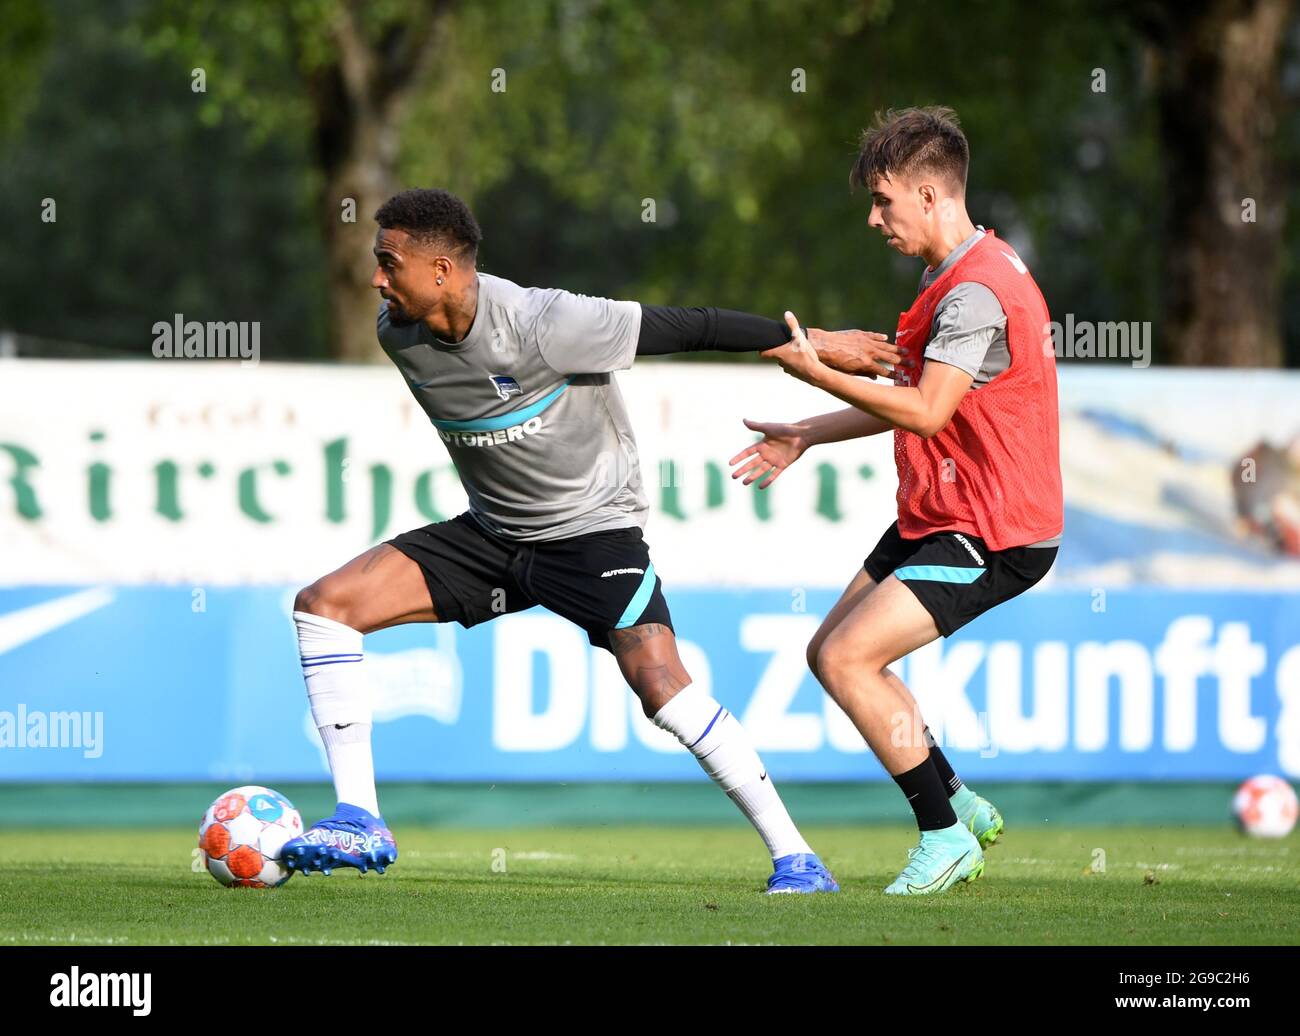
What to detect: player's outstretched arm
<box><xmin>636</xmin><ymin>305</ymin><xmax>898</xmax><ymax>372</ymax></box>
<box><xmin>761</xmin><ymin>311</ymin><xmax>973</xmax><ymax>439</ymax></box>
<box><xmin>727</xmin><ymin>408</ymin><xmax>892</xmax><ymax>489</ymax></box>
<box><xmin>728</xmin><ymin>419</ymin><xmax>809</xmax><ymax>489</ymax></box>
<box><xmin>534</xmin><ymin>290</ymin><xmax>898</xmax><ymax>376</ymax></box>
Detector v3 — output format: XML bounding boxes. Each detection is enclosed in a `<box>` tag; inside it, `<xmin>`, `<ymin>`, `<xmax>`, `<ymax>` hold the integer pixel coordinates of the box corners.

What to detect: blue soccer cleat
<box><xmin>884</xmin><ymin>822</ymin><xmax>983</xmax><ymax>896</ymax></box>
<box><xmin>765</xmin><ymin>853</ymin><xmax>840</xmax><ymax>894</ymax></box>
<box><xmin>281</xmin><ymin>802</ymin><xmax>398</xmax><ymax>876</ymax></box>
<box><xmin>951</xmin><ymin>785</ymin><xmax>1004</xmax><ymax>849</ymax></box>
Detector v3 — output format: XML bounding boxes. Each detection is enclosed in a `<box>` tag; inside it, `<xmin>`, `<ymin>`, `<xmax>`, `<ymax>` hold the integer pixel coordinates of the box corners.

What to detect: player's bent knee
<box><xmin>611</xmin><ymin>628</ymin><xmax>692</xmax><ymax>719</ymax></box>
<box><xmin>816</xmin><ymin>637</ymin><xmax>883</xmax><ymax>695</ymax></box>
<box><xmin>806</xmin><ymin>636</ymin><xmax>826</xmax><ymax>680</ymax></box>
<box><xmin>293</xmin><ymin>579</ymin><xmax>357</xmax><ymax>628</ymax></box>
<box><xmin>631</xmin><ymin>675</ymin><xmax>693</xmax><ymax>721</ymax></box>
<box><xmin>813</xmin><ymin>638</ymin><xmax>851</xmax><ymax>685</ymax></box>
<box><xmin>292</xmin><ymin>584</ymin><xmax>320</xmax><ymax>616</ymax></box>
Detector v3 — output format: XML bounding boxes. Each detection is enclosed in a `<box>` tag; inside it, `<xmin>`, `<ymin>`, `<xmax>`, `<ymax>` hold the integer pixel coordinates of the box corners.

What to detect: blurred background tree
<box><xmin>142</xmin><ymin>0</ymin><xmax>455</xmax><ymax>362</ymax></box>
<box><xmin>0</xmin><ymin>0</ymin><xmax>1296</xmax><ymax>366</ymax></box>
<box><xmin>1130</xmin><ymin>0</ymin><xmax>1296</xmax><ymax>367</ymax></box>
<box><xmin>0</xmin><ymin>0</ymin><xmax>50</xmax><ymax>137</ymax></box>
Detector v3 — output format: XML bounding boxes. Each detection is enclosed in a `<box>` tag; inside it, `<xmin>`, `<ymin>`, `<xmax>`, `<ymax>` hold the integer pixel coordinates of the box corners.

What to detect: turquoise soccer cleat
<box><xmin>765</xmin><ymin>853</ymin><xmax>840</xmax><ymax>894</ymax></box>
<box><xmin>951</xmin><ymin>786</ymin><xmax>1004</xmax><ymax>849</ymax></box>
<box><xmin>281</xmin><ymin>802</ymin><xmax>398</xmax><ymax>876</ymax></box>
<box><xmin>884</xmin><ymin>822</ymin><xmax>984</xmax><ymax>896</ymax></box>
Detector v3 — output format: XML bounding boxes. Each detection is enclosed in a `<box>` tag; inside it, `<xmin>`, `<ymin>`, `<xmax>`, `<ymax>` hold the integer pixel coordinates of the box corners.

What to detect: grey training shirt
<box><xmin>378</xmin><ymin>273</ymin><xmax>646</xmax><ymax>542</ymax></box>
<box><xmin>918</xmin><ymin>227</ymin><xmax>1010</xmax><ymax>388</ymax></box>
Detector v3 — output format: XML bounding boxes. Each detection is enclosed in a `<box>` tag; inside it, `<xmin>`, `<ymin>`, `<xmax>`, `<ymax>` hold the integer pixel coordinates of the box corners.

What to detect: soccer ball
<box><xmin>1231</xmin><ymin>775</ymin><xmax>1298</xmax><ymax>839</ymax></box>
<box><xmin>198</xmin><ymin>785</ymin><xmax>304</xmax><ymax>887</ymax></box>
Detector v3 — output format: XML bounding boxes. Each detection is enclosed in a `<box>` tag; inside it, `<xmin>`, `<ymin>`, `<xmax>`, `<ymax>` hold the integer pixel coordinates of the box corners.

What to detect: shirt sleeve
<box><xmin>924</xmin><ymin>282</ymin><xmax>1006</xmax><ymax>379</ymax></box>
<box><xmin>636</xmin><ymin>305</ymin><xmax>794</xmax><ymax>355</ymax></box>
<box><xmin>533</xmin><ymin>288</ymin><xmax>644</xmax><ymax>375</ymax></box>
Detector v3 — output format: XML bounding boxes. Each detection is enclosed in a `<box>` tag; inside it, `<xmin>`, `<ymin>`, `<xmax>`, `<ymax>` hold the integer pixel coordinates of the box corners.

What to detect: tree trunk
<box><xmin>308</xmin><ymin>1</ymin><xmax>452</xmax><ymax>362</ymax></box>
<box><xmin>319</xmin><ymin>116</ymin><xmax>400</xmax><ymax>363</ymax></box>
<box><xmin>1135</xmin><ymin>0</ymin><xmax>1293</xmax><ymax>367</ymax></box>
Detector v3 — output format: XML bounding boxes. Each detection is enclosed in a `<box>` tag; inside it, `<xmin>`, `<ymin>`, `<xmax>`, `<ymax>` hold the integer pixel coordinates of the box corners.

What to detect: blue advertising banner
<box><xmin>1</xmin><ymin>585</ymin><xmax>1298</xmax><ymax>782</ymax></box>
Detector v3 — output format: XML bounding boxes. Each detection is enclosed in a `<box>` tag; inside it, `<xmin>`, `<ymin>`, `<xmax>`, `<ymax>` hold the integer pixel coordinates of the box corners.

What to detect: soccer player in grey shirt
<box><xmin>282</xmin><ymin>188</ymin><xmax>895</xmax><ymax>892</ymax></box>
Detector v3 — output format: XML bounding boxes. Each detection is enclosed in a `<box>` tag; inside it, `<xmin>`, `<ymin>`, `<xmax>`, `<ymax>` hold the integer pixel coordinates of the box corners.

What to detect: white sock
<box><xmin>653</xmin><ymin>684</ymin><xmax>814</xmax><ymax>861</ymax></box>
<box><xmin>295</xmin><ymin>610</ymin><xmax>380</xmax><ymax>817</ymax></box>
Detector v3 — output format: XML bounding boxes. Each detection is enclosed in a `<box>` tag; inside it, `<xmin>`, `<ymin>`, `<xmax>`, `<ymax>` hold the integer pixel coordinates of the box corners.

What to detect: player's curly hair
<box><xmin>374</xmin><ymin>188</ymin><xmax>482</xmax><ymax>260</ymax></box>
<box><xmin>850</xmin><ymin>106</ymin><xmax>969</xmax><ymax>194</ymax></box>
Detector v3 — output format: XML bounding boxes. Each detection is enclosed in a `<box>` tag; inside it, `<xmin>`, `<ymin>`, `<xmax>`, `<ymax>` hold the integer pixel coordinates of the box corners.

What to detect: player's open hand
<box><xmin>760</xmin><ymin>312</ymin><xmax>826</xmax><ymax>385</ymax></box>
<box><xmin>728</xmin><ymin>418</ymin><xmax>810</xmax><ymax>489</ymax></box>
<box><xmin>807</xmin><ymin>327</ymin><xmax>907</xmax><ymax>378</ymax></box>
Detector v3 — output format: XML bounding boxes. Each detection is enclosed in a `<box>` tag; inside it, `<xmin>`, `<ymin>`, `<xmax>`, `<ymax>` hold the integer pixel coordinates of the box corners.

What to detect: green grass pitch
<box><xmin>1</xmin><ymin>824</ymin><xmax>1296</xmax><ymax>945</ymax></box>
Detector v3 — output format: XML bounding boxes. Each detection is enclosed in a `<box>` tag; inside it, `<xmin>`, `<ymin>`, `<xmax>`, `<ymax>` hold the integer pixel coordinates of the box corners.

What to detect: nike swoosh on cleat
<box><xmin>906</xmin><ymin>851</ymin><xmax>969</xmax><ymax>894</ymax></box>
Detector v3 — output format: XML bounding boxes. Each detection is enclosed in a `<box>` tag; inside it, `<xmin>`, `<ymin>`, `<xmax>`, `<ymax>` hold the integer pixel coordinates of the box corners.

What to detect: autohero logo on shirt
<box><xmin>437</xmin><ymin>416</ymin><xmax>543</xmax><ymax>448</ymax></box>
<box><xmin>435</xmin><ymin>374</ymin><xmax>547</xmax><ymax>448</ymax></box>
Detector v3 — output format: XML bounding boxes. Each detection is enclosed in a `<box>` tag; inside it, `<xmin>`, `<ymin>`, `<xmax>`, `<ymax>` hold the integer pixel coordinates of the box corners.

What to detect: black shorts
<box><xmin>388</xmin><ymin>512</ymin><xmax>673</xmax><ymax>650</ymax></box>
<box><xmin>864</xmin><ymin>521</ymin><xmax>1057</xmax><ymax>637</ymax></box>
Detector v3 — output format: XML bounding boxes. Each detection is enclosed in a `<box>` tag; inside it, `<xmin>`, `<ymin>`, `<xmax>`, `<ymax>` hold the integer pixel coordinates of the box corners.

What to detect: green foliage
<box><xmin>128</xmin><ymin>0</ymin><xmax>331</xmax><ymax>141</ymax></box>
<box><xmin>0</xmin><ymin>0</ymin><xmax>1295</xmax><ymax>362</ymax></box>
<box><xmin>0</xmin><ymin>0</ymin><xmax>52</xmax><ymax>137</ymax></box>
<box><xmin>0</xmin><ymin>0</ymin><xmax>327</xmax><ymax>356</ymax></box>
<box><xmin>401</xmin><ymin>0</ymin><xmax>1167</xmax><ymax>354</ymax></box>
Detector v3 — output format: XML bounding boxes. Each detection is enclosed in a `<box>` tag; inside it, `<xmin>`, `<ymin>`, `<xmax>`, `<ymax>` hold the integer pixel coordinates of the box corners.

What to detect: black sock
<box><xmin>893</xmin><ymin>756</ymin><xmax>958</xmax><ymax>831</ymax></box>
<box><xmin>924</xmin><ymin>725</ymin><xmax>964</xmax><ymax>797</ymax></box>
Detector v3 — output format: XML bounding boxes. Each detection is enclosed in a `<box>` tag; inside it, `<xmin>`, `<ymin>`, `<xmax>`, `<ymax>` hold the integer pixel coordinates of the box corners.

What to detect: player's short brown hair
<box><xmin>850</xmin><ymin>106</ymin><xmax>969</xmax><ymax>194</ymax></box>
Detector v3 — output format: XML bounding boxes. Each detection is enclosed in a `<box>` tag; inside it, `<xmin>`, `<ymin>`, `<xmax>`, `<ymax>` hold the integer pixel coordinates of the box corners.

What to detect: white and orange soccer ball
<box><xmin>198</xmin><ymin>786</ymin><xmax>304</xmax><ymax>887</ymax></box>
<box><xmin>1231</xmin><ymin>775</ymin><xmax>1298</xmax><ymax>839</ymax></box>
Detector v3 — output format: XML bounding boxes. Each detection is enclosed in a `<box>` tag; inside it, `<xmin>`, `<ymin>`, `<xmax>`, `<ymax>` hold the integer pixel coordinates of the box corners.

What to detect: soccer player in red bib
<box><xmin>730</xmin><ymin>107</ymin><xmax>1063</xmax><ymax>895</ymax></box>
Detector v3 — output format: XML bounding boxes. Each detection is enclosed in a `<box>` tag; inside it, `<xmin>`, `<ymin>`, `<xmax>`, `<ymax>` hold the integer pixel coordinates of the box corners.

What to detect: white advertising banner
<box><xmin>2</xmin><ymin>359</ymin><xmax>1299</xmax><ymax>588</ymax></box>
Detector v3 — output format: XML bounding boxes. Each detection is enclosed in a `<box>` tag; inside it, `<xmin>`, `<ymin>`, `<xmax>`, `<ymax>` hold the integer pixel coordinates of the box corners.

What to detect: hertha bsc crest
<box><xmin>489</xmin><ymin>375</ymin><xmax>522</xmax><ymax>401</ymax></box>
